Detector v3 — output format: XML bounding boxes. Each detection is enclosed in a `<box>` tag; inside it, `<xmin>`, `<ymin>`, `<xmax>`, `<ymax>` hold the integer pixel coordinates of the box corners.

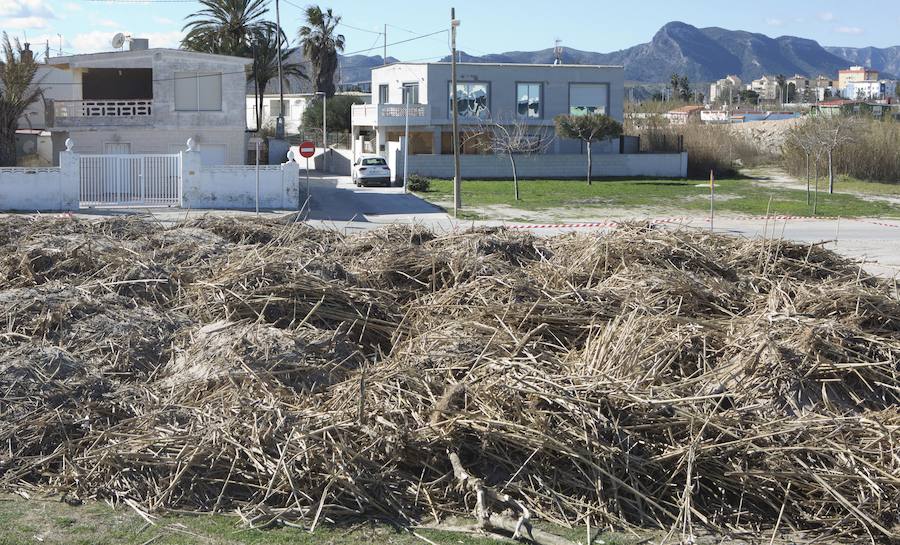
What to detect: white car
<box><xmin>352</xmin><ymin>156</ymin><xmax>392</xmax><ymax>187</ymax></box>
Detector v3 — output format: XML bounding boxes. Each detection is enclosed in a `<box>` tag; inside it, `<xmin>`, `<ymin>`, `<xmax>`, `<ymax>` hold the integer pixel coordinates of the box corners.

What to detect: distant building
<box><xmin>814</xmin><ymin>98</ymin><xmax>895</xmax><ymax>118</ymax></box>
<box><xmin>665</xmin><ymin>105</ymin><xmax>704</xmax><ymax>125</ymax></box>
<box><xmin>813</xmin><ymin>75</ymin><xmax>835</xmax><ymax>101</ymax></box>
<box><xmin>749</xmin><ymin>76</ymin><xmax>778</xmax><ymax>100</ymax></box>
<box><xmin>709</xmin><ymin>75</ymin><xmax>742</xmax><ymax>103</ymax></box>
<box><xmin>842</xmin><ymin>79</ymin><xmax>897</xmax><ymax>100</ymax></box>
<box><xmin>838</xmin><ymin>66</ymin><xmax>880</xmax><ymax>94</ymax></box>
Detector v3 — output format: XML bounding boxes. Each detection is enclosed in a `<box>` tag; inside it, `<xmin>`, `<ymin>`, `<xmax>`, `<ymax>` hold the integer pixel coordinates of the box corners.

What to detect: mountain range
<box><xmin>332</xmin><ymin>21</ymin><xmax>899</xmax><ymax>89</ymax></box>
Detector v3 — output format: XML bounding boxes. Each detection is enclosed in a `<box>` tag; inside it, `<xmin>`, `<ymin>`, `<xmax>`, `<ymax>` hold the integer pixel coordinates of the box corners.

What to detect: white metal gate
<box><xmin>79</xmin><ymin>154</ymin><xmax>181</xmax><ymax>207</ymax></box>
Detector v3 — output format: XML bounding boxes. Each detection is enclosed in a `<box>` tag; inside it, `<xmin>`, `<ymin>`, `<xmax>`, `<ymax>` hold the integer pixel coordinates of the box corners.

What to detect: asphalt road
<box><xmin>6</xmin><ymin>171</ymin><xmax>899</xmax><ymax>278</ymax></box>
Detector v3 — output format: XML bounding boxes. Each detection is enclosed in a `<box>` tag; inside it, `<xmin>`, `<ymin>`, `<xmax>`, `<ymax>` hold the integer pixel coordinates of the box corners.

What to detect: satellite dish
<box><xmin>111</xmin><ymin>33</ymin><xmax>126</xmax><ymax>49</ymax></box>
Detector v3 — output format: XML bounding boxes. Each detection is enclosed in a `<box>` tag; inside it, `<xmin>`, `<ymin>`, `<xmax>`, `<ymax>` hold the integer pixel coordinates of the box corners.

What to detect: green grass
<box><xmin>0</xmin><ymin>496</ymin><xmax>641</xmax><ymax>545</ymax></box>
<box><xmin>415</xmin><ymin>177</ymin><xmax>900</xmax><ymax>219</ymax></box>
<box><xmin>831</xmin><ymin>175</ymin><xmax>900</xmax><ymax>197</ymax></box>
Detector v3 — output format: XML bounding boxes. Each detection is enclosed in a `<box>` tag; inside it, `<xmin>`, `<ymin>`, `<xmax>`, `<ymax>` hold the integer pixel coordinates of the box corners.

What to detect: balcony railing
<box><xmin>351</xmin><ymin>103</ymin><xmax>431</xmax><ymax>127</ymax></box>
<box><xmin>54</xmin><ymin>99</ymin><xmax>153</xmax><ymax>119</ymax></box>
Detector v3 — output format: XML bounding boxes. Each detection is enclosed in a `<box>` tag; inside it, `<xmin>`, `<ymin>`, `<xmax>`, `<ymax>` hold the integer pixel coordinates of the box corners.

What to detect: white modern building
<box><xmin>749</xmin><ymin>75</ymin><xmax>778</xmax><ymax>101</ymax></box>
<box><xmin>842</xmin><ymin>79</ymin><xmax>897</xmax><ymax>100</ymax></box>
<box><xmin>40</xmin><ymin>40</ymin><xmax>252</xmax><ymax>165</ymax></box>
<box><xmin>351</xmin><ymin>62</ymin><xmax>625</xmax><ymax>157</ymax></box>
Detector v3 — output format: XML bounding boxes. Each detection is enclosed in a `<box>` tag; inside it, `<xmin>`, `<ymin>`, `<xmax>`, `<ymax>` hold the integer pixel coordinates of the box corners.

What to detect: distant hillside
<box><xmin>328</xmin><ymin>22</ymin><xmax>898</xmax><ymax>87</ymax></box>
<box><xmin>825</xmin><ymin>46</ymin><xmax>900</xmax><ymax>77</ymax></box>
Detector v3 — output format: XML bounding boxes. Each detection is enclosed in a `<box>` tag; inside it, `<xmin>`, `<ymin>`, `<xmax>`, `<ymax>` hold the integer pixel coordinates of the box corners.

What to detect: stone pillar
<box><xmin>180</xmin><ymin>138</ymin><xmax>203</xmax><ymax>208</ymax></box>
<box><xmin>281</xmin><ymin>150</ymin><xmax>300</xmax><ymax>210</ymax></box>
<box><xmin>375</xmin><ymin>127</ymin><xmax>387</xmax><ymax>156</ymax></box>
<box><xmin>58</xmin><ymin>138</ymin><xmax>80</xmax><ymax>210</ymax></box>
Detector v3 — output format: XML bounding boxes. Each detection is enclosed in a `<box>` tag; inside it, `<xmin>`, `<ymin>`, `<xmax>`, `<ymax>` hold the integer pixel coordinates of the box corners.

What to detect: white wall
<box><xmin>400</xmin><ymin>152</ymin><xmax>688</xmax><ymax>179</ymax></box>
<box><xmin>181</xmin><ymin>150</ymin><xmax>300</xmax><ymax>209</ymax></box>
<box><xmin>0</xmin><ymin>151</ymin><xmax>79</xmax><ymax>211</ymax></box>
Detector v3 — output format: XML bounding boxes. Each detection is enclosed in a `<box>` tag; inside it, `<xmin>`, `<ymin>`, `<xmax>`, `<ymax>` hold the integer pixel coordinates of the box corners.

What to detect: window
<box><xmin>362</xmin><ymin>157</ymin><xmax>387</xmax><ymax>166</ymax></box>
<box><xmin>379</xmin><ymin>84</ymin><xmax>389</xmax><ymax>104</ymax></box>
<box><xmin>517</xmin><ymin>83</ymin><xmax>541</xmax><ymax>118</ymax></box>
<box><xmin>174</xmin><ymin>71</ymin><xmax>223</xmax><ymax>111</ymax></box>
<box><xmin>569</xmin><ymin>83</ymin><xmax>608</xmax><ymax>116</ymax></box>
<box><xmin>451</xmin><ymin>82</ymin><xmax>489</xmax><ymax>118</ymax></box>
<box><xmin>270</xmin><ymin>99</ymin><xmax>290</xmax><ymax>117</ymax></box>
<box><xmin>402</xmin><ymin>82</ymin><xmax>419</xmax><ymax>105</ymax></box>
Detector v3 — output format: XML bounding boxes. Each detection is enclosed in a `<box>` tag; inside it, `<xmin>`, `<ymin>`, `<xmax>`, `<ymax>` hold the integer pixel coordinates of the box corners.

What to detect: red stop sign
<box><xmin>299</xmin><ymin>141</ymin><xmax>316</xmax><ymax>158</ymax></box>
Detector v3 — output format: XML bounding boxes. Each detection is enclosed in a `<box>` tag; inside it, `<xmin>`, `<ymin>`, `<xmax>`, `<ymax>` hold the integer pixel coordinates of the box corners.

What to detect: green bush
<box><xmin>406</xmin><ymin>174</ymin><xmax>431</xmax><ymax>192</ymax></box>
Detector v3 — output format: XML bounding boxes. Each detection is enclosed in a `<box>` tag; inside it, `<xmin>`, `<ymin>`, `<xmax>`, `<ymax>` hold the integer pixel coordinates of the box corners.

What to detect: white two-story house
<box><xmin>42</xmin><ymin>40</ymin><xmax>252</xmax><ymax>165</ymax></box>
<box><xmin>350</xmin><ymin>62</ymin><xmax>625</xmax><ymax>159</ymax></box>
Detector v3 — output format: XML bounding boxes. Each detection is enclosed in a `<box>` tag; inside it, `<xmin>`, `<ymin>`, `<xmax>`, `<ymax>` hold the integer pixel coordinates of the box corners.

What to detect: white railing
<box><xmin>79</xmin><ymin>154</ymin><xmax>180</xmax><ymax>207</ymax></box>
<box><xmin>380</xmin><ymin>104</ymin><xmax>426</xmax><ymax>118</ymax></box>
<box><xmin>0</xmin><ymin>166</ymin><xmax>61</xmax><ymax>174</ymax></box>
<box><xmin>55</xmin><ymin>99</ymin><xmax>153</xmax><ymax>118</ymax></box>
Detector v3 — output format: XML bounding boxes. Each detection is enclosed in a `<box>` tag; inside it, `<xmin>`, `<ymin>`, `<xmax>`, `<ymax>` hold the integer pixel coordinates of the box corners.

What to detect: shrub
<box><xmin>631</xmin><ymin>120</ymin><xmax>771</xmax><ymax>178</ymax></box>
<box><xmin>783</xmin><ymin>117</ymin><xmax>900</xmax><ymax>184</ymax></box>
<box><xmin>406</xmin><ymin>174</ymin><xmax>431</xmax><ymax>192</ymax></box>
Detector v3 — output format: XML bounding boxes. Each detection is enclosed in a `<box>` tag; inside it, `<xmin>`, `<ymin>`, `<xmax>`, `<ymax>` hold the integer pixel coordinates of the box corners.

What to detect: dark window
<box><xmin>402</xmin><ymin>83</ymin><xmax>419</xmax><ymax>105</ymax></box>
<box><xmin>379</xmin><ymin>84</ymin><xmax>389</xmax><ymax>104</ymax></box>
<box><xmin>451</xmin><ymin>82</ymin><xmax>489</xmax><ymax>118</ymax></box>
<box><xmin>82</xmin><ymin>68</ymin><xmax>153</xmax><ymax>100</ymax></box>
<box><xmin>517</xmin><ymin>83</ymin><xmax>541</xmax><ymax>118</ymax></box>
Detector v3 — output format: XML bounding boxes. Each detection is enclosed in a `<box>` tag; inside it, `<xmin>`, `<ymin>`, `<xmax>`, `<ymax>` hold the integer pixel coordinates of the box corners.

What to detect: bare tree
<box><xmin>820</xmin><ymin>115</ymin><xmax>857</xmax><ymax>194</ymax></box>
<box><xmin>464</xmin><ymin>115</ymin><xmax>552</xmax><ymax>200</ymax></box>
<box><xmin>786</xmin><ymin>118</ymin><xmax>818</xmax><ymax>205</ymax></box>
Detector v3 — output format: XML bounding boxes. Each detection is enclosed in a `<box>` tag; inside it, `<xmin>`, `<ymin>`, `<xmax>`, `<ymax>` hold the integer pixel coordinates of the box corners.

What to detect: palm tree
<box><xmin>250</xmin><ymin>28</ymin><xmax>307</xmax><ymax>130</ymax></box>
<box><xmin>670</xmin><ymin>73</ymin><xmax>681</xmax><ymax>101</ymax></box>
<box><xmin>182</xmin><ymin>0</ymin><xmax>276</xmax><ymax>56</ymax></box>
<box><xmin>298</xmin><ymin>6</ymin><xmax>344</xmax><ymax>97</ymax></box>
<box><xmin>0</xmin><ymin>33</ymin><xmax>41</xmax><ymax>167</ymax></box>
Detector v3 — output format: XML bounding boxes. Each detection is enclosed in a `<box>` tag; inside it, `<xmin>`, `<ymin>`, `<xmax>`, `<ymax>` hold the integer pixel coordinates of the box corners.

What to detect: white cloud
<box><xmin>70</xmin><ymin>29</ymin><xmax>183</xmax><ymax>53</ymax></box>
<box><xmin>818</xmin><ymin>12</ymin><xmax>835</xmax><ymax>22</ymax></box>
<box><xmin>153</xmin><ymin>16</ymin><xmax>175</xmax><ymax>25</ymax></box>
<box><xmin>0</xmin><ymin>15</ymin><xmax>48</xmax><ymax>28</ymax></box>
<box><xmin>63</xmin><ymin>2</ymin><xmax>81</xmax><ymax>10</ymax></box>
<box><xmin>834</xmin><ymin>26</ymin><xmax>864</xmax><ymax>35</ymax></box>
<box><xmin>0</xmin><ymin>0</ymin><xmax>53</xmax><ymax>17</ymax></box>
<box><xmin>97</xmin><ymin>18</ymin><xmax>119</xmax><ymax>28</ymax></box>
<box><xmin>765</xmin><ymin>18</ymin><xmax>784</xmax><ymax>27</ymax></box>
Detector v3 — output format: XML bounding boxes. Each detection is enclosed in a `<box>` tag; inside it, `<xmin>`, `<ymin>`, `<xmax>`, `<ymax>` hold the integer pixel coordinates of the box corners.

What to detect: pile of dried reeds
<box><xmin>1</xmin><ymin>215</ymin><xmax>898</xmax><ymax>544</ymax></box>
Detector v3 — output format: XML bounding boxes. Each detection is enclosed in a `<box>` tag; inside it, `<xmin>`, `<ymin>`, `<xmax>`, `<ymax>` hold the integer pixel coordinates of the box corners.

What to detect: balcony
<box><xmin>51</xmin><ymin>99</ymin><xmax>154</xmax><ymax>128</ymax></box>
<box><xmin>352</xmin><ymin>103</ymin><xmax>432</xmax><ymax>127</ymax></box>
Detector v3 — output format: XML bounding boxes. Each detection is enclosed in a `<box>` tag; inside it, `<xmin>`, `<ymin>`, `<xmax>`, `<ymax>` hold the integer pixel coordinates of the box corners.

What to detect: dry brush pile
<box><xmin>0</xmin><ymin>216</ymin><xmax>898</xmax><ymax>544</ymax></box>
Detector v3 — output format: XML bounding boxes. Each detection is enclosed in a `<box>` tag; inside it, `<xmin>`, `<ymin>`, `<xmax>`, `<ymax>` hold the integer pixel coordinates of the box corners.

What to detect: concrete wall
<box><xmin>181</xmin><ymin>150</ymin><xmax>300</xmax><ymax>210</ymax></box>
<box><xmin>63</xmin><ymin>128</ymin><xmax>246</xmax><ymax>165</ymax></box>
<box><xmin>314</xmin><ymin>148</ymin><xmax>353</xmax><ymax>176</ymax></box>
<box><xmin>400</xmin><ymin>152</ymin><xmax>688</xmax><ymax>180</ymax></box>
<box><xmin>0</xmin><ymin>151</ymin><xmax>79</xmax><ymax>211</ymax></box>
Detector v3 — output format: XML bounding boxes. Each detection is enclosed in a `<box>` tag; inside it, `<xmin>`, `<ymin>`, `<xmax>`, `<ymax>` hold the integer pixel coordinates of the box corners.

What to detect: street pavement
<box><xmin>6</xmin><ymin>171</ymin><xmax>900</xmax><ymax>278</ymax></box>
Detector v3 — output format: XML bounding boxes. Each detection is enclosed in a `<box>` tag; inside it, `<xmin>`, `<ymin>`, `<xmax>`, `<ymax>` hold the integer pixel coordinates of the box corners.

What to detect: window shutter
<box><xmin>198</xmin><ymin>72</ymin><xmax>222</xmax><ymax>111</ymax></box>
<box><xmin>174</xmin><ymin>71</ymin><xmax>198</xmax><ymax>111</ymax></box>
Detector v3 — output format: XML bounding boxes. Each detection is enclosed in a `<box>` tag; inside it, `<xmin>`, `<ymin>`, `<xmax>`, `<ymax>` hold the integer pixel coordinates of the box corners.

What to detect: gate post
<box><xmin>281</xmin><ymin>149</ymin><xmax>300</xmax><ymax>210</ymax></box>
<box><xmin>59</xmin><ymin>138</ymin><xmax>80</xmax><ymax>210</ymax></box>
<box><xmin>180</xmin><ymin>141</ymin><xmax>202</xmax><ymax>209</ymax></box>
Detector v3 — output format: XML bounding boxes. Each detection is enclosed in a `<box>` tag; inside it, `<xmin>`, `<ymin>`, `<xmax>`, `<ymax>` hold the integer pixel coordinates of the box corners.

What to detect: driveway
<box><xmin>299</xmin><ymin>172</ymin><xmax>452</xmax><ymax>229</ymax></box>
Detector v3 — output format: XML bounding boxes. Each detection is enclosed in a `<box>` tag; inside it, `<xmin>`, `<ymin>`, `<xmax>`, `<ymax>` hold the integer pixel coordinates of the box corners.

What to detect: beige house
<box><xmin>41</xmin><ymin>41</ymin><xmax>252</xmax><ymax>165</ymax></box>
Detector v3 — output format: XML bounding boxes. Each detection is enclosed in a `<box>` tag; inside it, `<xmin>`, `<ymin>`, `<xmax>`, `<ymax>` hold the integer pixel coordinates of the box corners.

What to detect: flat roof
<box><xmin>374</xmin><ymin>61</ymin><xmax>624</xmax><ymax>70</ymax></box>
<box><xmin>48</xmin><ymin>48</ymin><xmax>253</xmax><ymax>68</ymax></box>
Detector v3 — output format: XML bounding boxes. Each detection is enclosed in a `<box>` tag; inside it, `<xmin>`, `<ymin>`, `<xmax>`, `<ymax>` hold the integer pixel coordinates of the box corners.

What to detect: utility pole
<box><xmin>274</xmin><ymin>0</ymin><xmax>285</xmax><ymax>139</ymax></box>
<box><xmin>383</xmin><ymin>24</ymin><xmax>387</xmax><ymax>65</ymax></box>
<box><xmin>450</xmin><ymin>8</ymin><xmax>461</xmax><ymax>215</ymax></box>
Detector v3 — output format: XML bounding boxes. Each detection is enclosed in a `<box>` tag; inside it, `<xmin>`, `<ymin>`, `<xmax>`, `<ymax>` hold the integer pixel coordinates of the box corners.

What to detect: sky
<box><xmin>1</xmin><ymin>0</ymin><xmax>898</xmax><ymax>61</ymax></box>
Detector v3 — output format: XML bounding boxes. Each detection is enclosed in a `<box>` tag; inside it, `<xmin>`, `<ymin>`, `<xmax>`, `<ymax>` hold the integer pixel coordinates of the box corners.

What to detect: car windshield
<box><xmin>362</xmin><ymin>158</ymin><xmax>387</xmax><ymax>166</ymax></box>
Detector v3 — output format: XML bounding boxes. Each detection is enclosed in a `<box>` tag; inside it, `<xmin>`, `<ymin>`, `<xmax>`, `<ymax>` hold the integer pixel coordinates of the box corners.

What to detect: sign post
<box><xmin>709</xmin><ymin>170</ymin><xmax>715</xmax><ymax>232</ymax></box>
<box><xmin>299</xmin><ymin>140</ymin><xmax>316</xmax><ymax>213</ymax></box>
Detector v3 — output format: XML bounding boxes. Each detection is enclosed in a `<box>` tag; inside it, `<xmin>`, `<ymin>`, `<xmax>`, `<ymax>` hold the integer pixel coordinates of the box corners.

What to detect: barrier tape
<box><xmin>505</xmin><ymin>215</ymin><xmax>900</xmax><ymax>231</ymax></box>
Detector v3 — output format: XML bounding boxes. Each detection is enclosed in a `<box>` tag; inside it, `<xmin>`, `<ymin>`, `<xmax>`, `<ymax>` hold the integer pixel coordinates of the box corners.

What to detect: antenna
<box><xmin>111</xmin><ymin>33</ymin><xmax>126</xmax><ymax>50</ymax></box>
<box><xmin>554</xmin><ymin>39</ymin><xmax>563</xmax><ymax>65</ymax></box>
